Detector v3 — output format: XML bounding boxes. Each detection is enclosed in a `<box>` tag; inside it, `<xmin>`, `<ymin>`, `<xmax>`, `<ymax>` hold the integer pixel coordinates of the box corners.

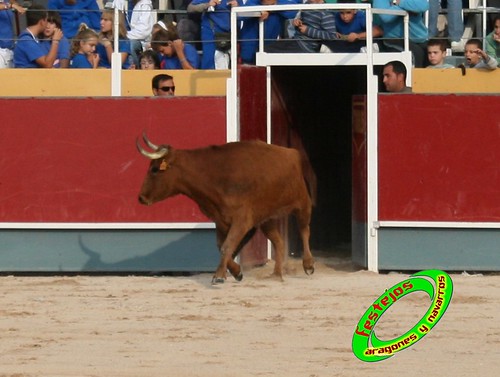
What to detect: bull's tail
<box><xmin>289</xmin><ymin>128</ymin><xmax>317</xmax><ymax>206</ymax></box>
<box><xmin>302</xmin><ymin>160</ymin><xmax>317</xmax><ymax>207</ymax></box>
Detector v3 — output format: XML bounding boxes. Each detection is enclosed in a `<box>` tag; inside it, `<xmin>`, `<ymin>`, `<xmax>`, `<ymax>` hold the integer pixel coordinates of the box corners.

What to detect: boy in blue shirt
<box><xmin>324</xmin><ymin>0</ymin><xmax>383</xmax><ymax>52</ymax></box>
<box><xmin>14</xmin><ymin>4</ymin><xmax>64</xmax><ymax>68</ymax></box>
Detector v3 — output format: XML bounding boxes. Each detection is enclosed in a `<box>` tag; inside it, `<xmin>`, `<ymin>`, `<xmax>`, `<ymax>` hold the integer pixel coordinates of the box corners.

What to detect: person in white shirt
<box><xmin>110</xmin><ymin>0</ymin><xmax>154</xmax><ymax>66</ymax></box>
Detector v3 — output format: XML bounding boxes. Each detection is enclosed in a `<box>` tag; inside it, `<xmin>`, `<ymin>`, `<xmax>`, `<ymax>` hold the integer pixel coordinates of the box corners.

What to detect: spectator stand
<box><xmin>228</xmin><ymin>3</ymin><xmax>412</xmax><ymax>139</ymax></box>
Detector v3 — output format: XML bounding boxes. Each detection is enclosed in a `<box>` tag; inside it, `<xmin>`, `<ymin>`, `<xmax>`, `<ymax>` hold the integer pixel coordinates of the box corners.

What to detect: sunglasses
<box><xmin>158</xmin><ymin>86</ymin><xmax>175</xmax><ymax>92</ymax></box>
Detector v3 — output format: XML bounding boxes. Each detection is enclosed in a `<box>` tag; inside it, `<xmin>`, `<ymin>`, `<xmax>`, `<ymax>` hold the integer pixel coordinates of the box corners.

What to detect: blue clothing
<box><xmin>429</xmin><ymin>0</ymin><xmax>463</xmax><ymax>42</ymax></box>
<box><xmin>239</xmin><ymin>0</ymin><xmax>300</xmax><ymax>64</ymax></box>
<box><xmin>160</xmin><ymin>43</ymin><xmax>200</xmax><ymax>69</ymax></box>
<box><xmin>190</xmin><ymin>0</ymin><xmax>235</xmax><ymax>69</ymax></box>
<box><xmin>295</xmin><ymin>9</ymin><xmax>337</xmax><ymax>52</ymax></box>
<box><xmin>96</xmin><ymin>39</ymin><xmax>131</xmax><ymax>68</ymax></box>
<box><xmin>13</xmin><ymin>30</ymin><xmax>46</xmax><ymax>68</ymax></box>
<box><xmin>0</xmin><ymin>4</ymin><xmax>15</xmax><ymax>50</ymax></box>
<box><xmin>70</xmin><ymin>53</ymin><xmax>93</xmax><ymax>68</ymax></box>
<box><xmin>265</xmin><ymin>9</ymin><xmax>337</xmax><ymax>53</ymax></box>
<box><xmin>47</xmin><ymin>0</ymin><xmax>101</xmax><ymax>39</ymax></box>
<box><xmin>335</xmin><ymin>11</ymin><xmax>366</xmax><ymax>35</ymax></box>
<box><xmin>40</xmin><ymin>36</ymin><xmax>70</xmax><ymax>68</ymax></box>
<box><xmin>373</xmin><ymin>0</ymin><xmax>428</xmax><ymax>44</ymax></box>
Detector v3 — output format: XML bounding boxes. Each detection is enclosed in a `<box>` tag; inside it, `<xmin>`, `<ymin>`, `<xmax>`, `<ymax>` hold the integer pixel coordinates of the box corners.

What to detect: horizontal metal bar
<box><xmin>377</xmin><ymin>221</ymin><xmax>500</xmax><ymax>229</ymax></box>
<box><xmin>0</xmin><ymin>222</ymin><xmax>216</xmax><ymax>230</ymax></box>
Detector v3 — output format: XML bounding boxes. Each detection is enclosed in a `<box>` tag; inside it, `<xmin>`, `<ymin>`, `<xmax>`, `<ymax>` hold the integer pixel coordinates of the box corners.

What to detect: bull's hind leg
<box><xmin>295</xmin><ymin>207</ymin><xmax>315</xmax><ymax>275</ymax></box>
<box><xmin>260</xmin><ymin>219</ymin><xmax>285</xmax><ymax>281</ymax></box>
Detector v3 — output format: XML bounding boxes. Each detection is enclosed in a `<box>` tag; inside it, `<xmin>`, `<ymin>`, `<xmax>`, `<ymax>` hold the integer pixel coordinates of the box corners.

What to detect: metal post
<box><xmin>111</xmin><ymin>7</ymin><xmax>122</xmax><ymax>97</ymax></box>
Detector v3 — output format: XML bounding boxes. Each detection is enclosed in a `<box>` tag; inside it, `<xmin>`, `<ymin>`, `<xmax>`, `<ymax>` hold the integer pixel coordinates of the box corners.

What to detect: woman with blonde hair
<box><xmin>96</xmin><ymin>8</ymin><xmax>131</xmax><ymax>68</ymax></box>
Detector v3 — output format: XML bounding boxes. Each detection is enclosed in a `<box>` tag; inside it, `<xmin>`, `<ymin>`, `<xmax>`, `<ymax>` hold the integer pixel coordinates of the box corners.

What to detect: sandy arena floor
<box><xmin>0</xmin><ymin>256</ymin><xmax>498</xmax><ymax>377</ymax></box>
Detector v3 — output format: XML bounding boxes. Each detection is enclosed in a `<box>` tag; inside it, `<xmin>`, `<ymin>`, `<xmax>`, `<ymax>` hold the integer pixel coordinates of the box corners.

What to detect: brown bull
<box><xmin>136</xmin><ymin>134</ymin><xmax>315</xmax><ymax>284</ymax></box>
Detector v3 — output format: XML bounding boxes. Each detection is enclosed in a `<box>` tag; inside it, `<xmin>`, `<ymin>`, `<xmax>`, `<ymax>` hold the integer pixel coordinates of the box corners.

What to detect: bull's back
<box><xmin>204</xmin><ymin>141</ymin><xmax>303</xmax><ymax>187</ymax></box>
<box><xmin>195</xmin><ymin>141</ymin><xmax>310</xmax><ymax>215</ymax></box>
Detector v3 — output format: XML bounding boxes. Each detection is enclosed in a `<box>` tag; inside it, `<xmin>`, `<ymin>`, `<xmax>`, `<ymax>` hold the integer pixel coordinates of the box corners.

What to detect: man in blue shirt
<box><xmin>47</xmin><ymin>0</ymin><xmax>101</xmax><ymax>39</ymax></box>
<box><xmin>373</xmin><ymin>0</ymin><xmax>429</xmax><ymax>67</ymax></box>
<box><xmin>0</xmin><ymin>1</ymin><xmax>25</xmax><ymax>68</ymax></box>
<box><xmin>14</xmin><ymin>4</ymin><xmax>64</xmax><ymax>68</ymax></box>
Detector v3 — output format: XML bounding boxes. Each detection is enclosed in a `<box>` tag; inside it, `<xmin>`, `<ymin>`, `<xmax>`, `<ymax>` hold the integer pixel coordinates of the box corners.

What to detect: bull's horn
<box><xmin>136</xmin><ymin>137</ymin><xmax>169</xmax><ymax>159</ymax></box>
<box><xmin>142</xmin><ymin>132</ymin><xmax>159</xmax><ymax>151</ymax></box>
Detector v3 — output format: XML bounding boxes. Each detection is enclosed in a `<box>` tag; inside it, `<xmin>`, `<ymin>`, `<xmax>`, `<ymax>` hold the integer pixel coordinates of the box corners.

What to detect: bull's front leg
<box><xmin>215</xmin><ymin>226</ymin><xmax>243</xmax><ymax>283</ymax></box>
<box><xmin>212</xmin><ymin>224</ymin><xmax>249</xmax><ymax>284</ymax></box>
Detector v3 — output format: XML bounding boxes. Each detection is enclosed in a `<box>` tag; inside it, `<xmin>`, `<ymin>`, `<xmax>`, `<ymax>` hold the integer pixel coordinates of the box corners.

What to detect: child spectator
<box><xmin>47</xmin><ymin>0</ymin><xmax>101</xmax><ymax>39</ymax></box>
<box><xmin>428</xmin><ymin>0</ymin><xmax>464</xmax><ymax>52</ymax></box>
<box><xmin>0</xmin><ymin>1</ymin><xmax>25</xmax><ymax>68</ymax></box>
<box><xmin>41</xmin><ymin>11</ymin><xmax>70</xmax><ymax>68</ymax></box>
<box><xmin>324</xmin><ymin>0</ymin><xmax>383</xmax><ymax>52</ymax></box>
<box><xmin>109</xmin><ymin>0</ymin><xmax>155</xmax><ymax>67</ymax></box>
<box><xmin>13</xmin><ymin>5</ymin><xmax>64</xmax><ymax>68</ymax></box>
<box><xmin>265</xmin><ymin>0</ymin><xmax>337</xmax><ymax>53</ymax></box>
<box><xmin>426</xmin><ymin>39</ymin><xmax>454</xmax><ymax>69</ymax></box>
<box><xmin>463</xmin><ymin>38</ymin><xmax>497</xmax><ymax>70</ymax></box>
<box><xmin>70</xmin><ymin>23</ymin><xmax>100</xmax><ymax>68</ymax></box>
<box><xmin>97</xmin><ymin>8</ymin><xmax>131</xmax><ymax>69</ymax></box>
<box><xmin>151</xmin><ymin>28</ymin><xmax>200</xmax><ymax>69</ymax></box>
<box><xmin>139</xmin><ymin>49</ymin><xmax>161</xmax><ymax>69</ymax></box>
<box><xmin>485</xmin><ymin>15</ymin><xmax>500</xmax><ymax>65</ymax></box>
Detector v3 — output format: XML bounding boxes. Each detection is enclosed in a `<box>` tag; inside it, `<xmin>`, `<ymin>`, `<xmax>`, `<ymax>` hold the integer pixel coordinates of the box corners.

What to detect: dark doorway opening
<box><xmin>271</xmin><ymin>65</ymin><xmax>368</xmax><ymax>259</ymax></box>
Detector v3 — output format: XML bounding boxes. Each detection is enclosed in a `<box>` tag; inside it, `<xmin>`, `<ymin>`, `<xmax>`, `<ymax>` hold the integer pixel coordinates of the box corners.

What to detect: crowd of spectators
<box><xmin>0</xmin><ymin>0</ymin><xmax>498</xmax><ymax>71</ymax></box>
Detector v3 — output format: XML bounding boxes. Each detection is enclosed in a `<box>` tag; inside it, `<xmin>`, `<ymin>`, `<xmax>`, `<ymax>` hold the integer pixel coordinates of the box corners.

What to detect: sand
<box><xmin>0</xmin><ymin>256</ymin><xmax>498</xmax><ymax>377</ymax></box>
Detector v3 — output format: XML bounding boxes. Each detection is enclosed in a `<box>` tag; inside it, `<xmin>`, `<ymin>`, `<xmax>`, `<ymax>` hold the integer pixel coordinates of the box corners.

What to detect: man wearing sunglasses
<box><xmin>152</xmin><ymin>73</ymin><xmax>176</xmax><ymax>97</ymax></box>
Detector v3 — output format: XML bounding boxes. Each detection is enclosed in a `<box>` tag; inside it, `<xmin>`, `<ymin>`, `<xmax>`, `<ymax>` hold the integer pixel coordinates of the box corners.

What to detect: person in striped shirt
<box><xmin>265</xmin><ymin>0</ymin><xmax>337</xmax><ymax>53</ymax></box>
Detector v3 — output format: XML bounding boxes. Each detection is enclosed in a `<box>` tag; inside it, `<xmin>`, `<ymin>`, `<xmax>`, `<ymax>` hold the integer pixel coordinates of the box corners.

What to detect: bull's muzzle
<box><xmin>138</xmin><ymin>195</ymin><xmax>152</xmax><ymax>206</ymax></box>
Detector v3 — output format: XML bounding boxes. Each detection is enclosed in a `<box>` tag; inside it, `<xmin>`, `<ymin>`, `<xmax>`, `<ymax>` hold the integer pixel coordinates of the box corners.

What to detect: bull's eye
<box><xmin>151</xmin><ymin>166</ymin><xmax>159</xmax><ymax>174</ymax></box>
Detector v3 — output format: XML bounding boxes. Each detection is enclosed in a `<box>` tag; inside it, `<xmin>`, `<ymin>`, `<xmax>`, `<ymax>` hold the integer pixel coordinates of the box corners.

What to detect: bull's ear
<box><xmin>160</xmin><ymin>159</ymin><xmax>169</xmax><ymax>171</ymax></box>
<box><xmin>136</xmin><ymin>137</ymin><xmax>169</xmax><ymax>160</ymax></box>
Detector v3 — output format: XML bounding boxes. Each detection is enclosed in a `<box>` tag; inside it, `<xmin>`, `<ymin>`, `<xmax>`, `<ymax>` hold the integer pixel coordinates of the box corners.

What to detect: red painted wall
<box><xmin>0</xmin><ymin>97</ymin><xmax>226</xmax><ymax>223</ymax></box>
<box><xmin>378</xmin><ymin>94</ymin><xmax>500</xmax><ymax>222</ymax></box>
<box><xmin>239</xmin><ymin>65</ymin><xmax>267</xmax><ymax>142</ymax></box>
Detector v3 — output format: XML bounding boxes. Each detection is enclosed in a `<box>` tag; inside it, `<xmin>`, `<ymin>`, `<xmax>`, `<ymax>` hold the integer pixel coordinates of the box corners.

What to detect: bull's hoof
<box><xmin>266</xmin><ymin>272</ymin><xmax>284</xmax><ymax>282</ymax></box>
<box><xmin>235</xmin><ymin>273</ymin><xmax>243</xmax><ymax>282</ymax></box>
<box><xmin>212</xmin><ymin>276</ymin><xmax>225</xmax><ymax>285</ymax></box>
<box><xmin>303</xmin><ymin>266</ymin><xmax>315</xmax><ymax>275</ymax></box>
